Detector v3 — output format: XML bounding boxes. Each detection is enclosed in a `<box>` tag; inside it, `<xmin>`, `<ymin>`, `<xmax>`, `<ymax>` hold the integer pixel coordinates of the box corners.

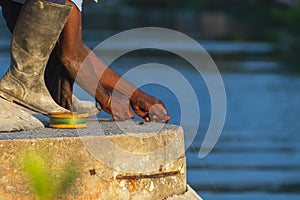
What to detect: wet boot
<box><xmin>0</xmin><ymin>0</ymin><xmax>72</xmax><ymax>114</ymax></box>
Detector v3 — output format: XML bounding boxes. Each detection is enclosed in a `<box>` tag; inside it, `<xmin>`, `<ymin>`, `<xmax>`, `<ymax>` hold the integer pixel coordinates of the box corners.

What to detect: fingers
<box><xmin>143</xmin><ymin>102</ymin><xmax>170</xmax><ymax>123</ymax></box>
<box><xmin>149</xmin><ymin>103</ymin><xmax>166</xmax><ymax>118</ymax></box>
<box><xmin>112</xmin><ymin>107</ymin><xmax>134</xmax><ymax>121</ymax></box>
<box><xmin>102</xmin><ymin>91</ymin><xmax>171</xmax><ymax>123</ymax></box>
<box><xmin>109</xmin><ymin>93</ymin><xmax>135</xmax><ymax>121</ymax></box>
<box><xmin>152</xmin><ymin>111</ymin><xmax>171</xmax><ymax>123</ymax></box>
<box><xmin>143</xmin><ymin>112</ymin><xmax>171</xmax><ymax>123</ymax></box>
<box><xmin>149</xmin><ymin>113</ymin><xmax>171</xmax><ymax>123</ymax></box>
<box><xmin>129</xmin><ymin>108</ymin><xmax>135</xmax><ymax>119</ymax></box>
<box><xmin>130</xmin><ymin>97</ymin><xmax>171</xmax><ymax>123</ymax></box>
<box><xmin>137</xmin><ymin>108</ymin><xmax>171</xmax><ymax>123</ymax></box>
<box><xmin>144</xmin><ymin>116</ymin><xmax>151</xmax><ymax>122</ymax></box>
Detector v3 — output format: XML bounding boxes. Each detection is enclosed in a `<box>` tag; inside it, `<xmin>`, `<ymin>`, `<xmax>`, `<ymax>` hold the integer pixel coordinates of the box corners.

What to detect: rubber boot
<box><xmin>0</xmin><ymin>0</ymin><xmax>72</xmax><ymax>114</ymax></box>
<box><xmin>71</xmin><ymin>96</ymin><xmax>100</xmax><ymax>116</ymax></box>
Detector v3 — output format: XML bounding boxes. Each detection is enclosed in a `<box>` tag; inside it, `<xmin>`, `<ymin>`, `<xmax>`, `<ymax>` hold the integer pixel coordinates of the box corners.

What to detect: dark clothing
<box><xmin>0</xmin><ymin>0</ymin><xmax>66</xmax><ymax>33</ymax></box>
<box><xmin>0</xmin><ymin>0</ymin><xmax>22</xmax><ymax>33</ymax></box>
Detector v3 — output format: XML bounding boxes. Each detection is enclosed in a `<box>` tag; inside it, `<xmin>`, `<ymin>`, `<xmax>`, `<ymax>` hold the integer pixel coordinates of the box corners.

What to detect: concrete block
<box><xmin>0</xmin><ymin>120</ymin><xmax>187</xmax><ymax>199</ymax></box>
<box><xmin>0</xmin><ymin>98</ymin><xmax>45</xmax><ymax>132</ymax></box>
<box><xmin>166</xmin><ymin>185</ymin><xmax>202</xmax><ymax>200</ymax></box>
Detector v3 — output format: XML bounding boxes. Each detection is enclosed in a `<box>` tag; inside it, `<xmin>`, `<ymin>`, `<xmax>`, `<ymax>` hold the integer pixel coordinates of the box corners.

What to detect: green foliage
<box><xmin>272</xmin><ymin>2</ymin><xmax>300</xmax><ymax>34</ymax></box>
<box><xmin>124</xmin><ymin>0</ymin><xmax>275</xmax><ymax>11</ymax></box>
<box><xmin>55</xmin><ymin>160</ymin><xmax>81</xmax><ymax>197</ymax></box>
<box><xmin>123</xmin><ymin>0</ymin><xmax>300</xmax><ymax>39</ymax></box>
<box><xmin>124</xmin><ymin>0</ymin><xmax>182</xmax><ymax>9</ymax></box>
<box><xmin>22</xmin><ymin>152</ymin><xmax>53</xmax><ymax>200</ymax></box>
<box><xmin>21</xmin><ymin>150</ymin><xmax>80</xmax><ymax>200</ymax></box>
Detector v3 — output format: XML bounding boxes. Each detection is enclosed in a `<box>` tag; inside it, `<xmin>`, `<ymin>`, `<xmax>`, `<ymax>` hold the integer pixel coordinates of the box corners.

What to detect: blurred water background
<box><xmin>1</xmin><ymin>0</ymin><xmax>300</xmax><ymax>199</ymax></box>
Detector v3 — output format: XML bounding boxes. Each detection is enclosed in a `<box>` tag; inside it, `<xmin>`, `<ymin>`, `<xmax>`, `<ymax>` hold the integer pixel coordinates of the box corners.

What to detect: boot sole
<box><xmin>0</xmin><ymin>89</ymin><xmax>47</xmax><ymax>114</ymax></box>
<box><xmin>0</xmin><ymin>89</ymin><xmax>95</xmax><ymax>117</ymax></box>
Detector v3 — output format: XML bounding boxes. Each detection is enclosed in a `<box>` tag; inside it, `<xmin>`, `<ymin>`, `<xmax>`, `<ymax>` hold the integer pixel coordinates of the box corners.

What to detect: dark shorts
<box><xmin>0</xmin><ymin>0</ymin><xmax>23</xmax><ymax>33</ymax></box>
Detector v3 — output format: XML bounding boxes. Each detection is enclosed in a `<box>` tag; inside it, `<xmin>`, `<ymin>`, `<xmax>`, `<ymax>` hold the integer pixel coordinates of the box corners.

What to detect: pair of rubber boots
<box><xmin>0</xmin><ymin>0</ymin><xmax>98</xmax><ymax>116</ymax></box>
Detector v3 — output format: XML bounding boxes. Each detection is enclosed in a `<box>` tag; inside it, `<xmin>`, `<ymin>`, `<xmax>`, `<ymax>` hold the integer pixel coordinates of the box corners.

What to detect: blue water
<box><xmin>187</xmin><ymin>74</ymin><xmax>300</xmax><ymax>199</ymax></box>
<box><xmin>1</xmin><ymin>9</ymin><xmax>300</xmax><ymax>200</ymax></box>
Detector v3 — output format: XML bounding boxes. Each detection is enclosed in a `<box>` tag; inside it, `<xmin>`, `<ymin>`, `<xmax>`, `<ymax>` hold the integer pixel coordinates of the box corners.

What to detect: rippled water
<box><xmin>188</xmin><ymin>74</ymin><xmax>300</xmax><ymax>200</ymax></box>
<box><xmin>1</xmin><ymin>7</ymin><xmax>300</xmax><ymax>200</ymax></box>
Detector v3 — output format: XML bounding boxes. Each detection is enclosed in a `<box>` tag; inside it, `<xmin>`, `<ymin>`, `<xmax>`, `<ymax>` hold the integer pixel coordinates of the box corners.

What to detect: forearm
<box><xmin>83</xmin><ymin>45</ymin><xmax>144</xmax><ymax>101</ymax></box>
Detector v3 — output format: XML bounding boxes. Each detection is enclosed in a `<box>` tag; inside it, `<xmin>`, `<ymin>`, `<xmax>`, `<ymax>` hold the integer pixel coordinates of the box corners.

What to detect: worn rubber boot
<box><xmin>72</xmin><ymin>95</ymin><xmax>100</xmax><ymax>116</ymax></box>
<box><xmin>0</xmin><ymin>0</ymin><xmax>72</xmax><ymax>114</ymax></box>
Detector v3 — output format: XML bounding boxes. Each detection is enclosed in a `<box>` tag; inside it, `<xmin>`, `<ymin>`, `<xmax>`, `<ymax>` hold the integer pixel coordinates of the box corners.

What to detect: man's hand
<box><xmin>130</xmin><ymin>93</ymin><xmax>171</xmax><ymax>123</ymax></box>
<box><xmin>101</xmin><ymin>91</ymin><xmax>135</xmax><ymax>121</ymax></box>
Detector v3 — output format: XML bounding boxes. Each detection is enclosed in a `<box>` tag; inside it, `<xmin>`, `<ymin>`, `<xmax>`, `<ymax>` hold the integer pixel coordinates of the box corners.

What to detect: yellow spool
<box><xmin>48</xmin><ymin>112</ymin><xmax>89</xmax><ymax>129</ymax></box>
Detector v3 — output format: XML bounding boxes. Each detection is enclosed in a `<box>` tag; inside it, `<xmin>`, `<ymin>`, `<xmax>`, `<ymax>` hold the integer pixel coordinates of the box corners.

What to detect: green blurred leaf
<box><xmin>21</xmin><ymin>150</ymin><xmax>81</xmax><ymax>200</ymax></box>
<box><xmin>55</xmin><ymin>160</ymin><xmax>80</xmax><ymax>197</ymax></box>
<box><xmin>22</xmin><ymin>151</ymin><xmax>54</xmax><ymax>200</ymax></box>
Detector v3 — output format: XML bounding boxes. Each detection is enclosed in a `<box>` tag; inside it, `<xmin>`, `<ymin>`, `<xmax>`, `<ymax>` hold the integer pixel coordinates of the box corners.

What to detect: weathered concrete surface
<box><xmin>0</xmin><ymin>120</ymin><xmax>192</xmax><ymax>200</ymax></box>
<box><xmin>166</xmin><ymin>185</ymin><xmax>202</xmax><ymax>200</ymax></box>
<box><xmin>0</xmin><ymin>98</ymin><xmax>46</xmax><ymax>132</ymax></box>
